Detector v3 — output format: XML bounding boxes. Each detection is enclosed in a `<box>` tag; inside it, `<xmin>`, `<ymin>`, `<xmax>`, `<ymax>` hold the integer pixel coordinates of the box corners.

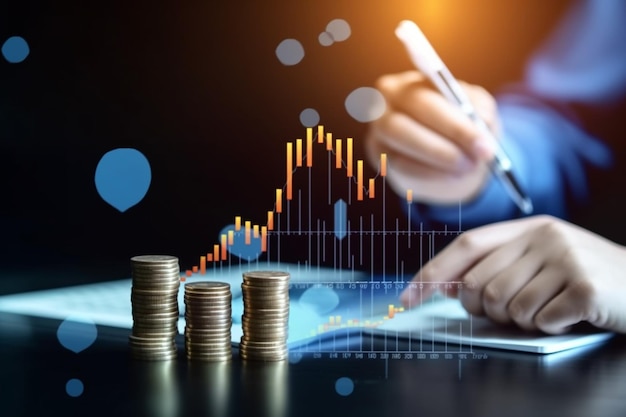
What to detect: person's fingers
<box><xmin>368</xmin><ymin>111</ymin><xmax>475</xmax><ymax>174</ymax></box>
<box><xmin>458</xmin><ymin>234</ymin><xmax>531</xmax><ymax>317</ymax></box>
<box><xmin>400</xmin><ymin>221</ymin><xmax>527</xmax><ymax>307</ymax></box>
<box><xmin>378</xmin><ymin>72</ymin><xmax>498</xmax><ymax>162</ymax></box>
<box><xmin>400</xmin><ymin>217</ymin><xmax>545</xmax><ymax>308</ymax></box>
<box><xmin>507</xmin><ymin>265</ymin><xmax>565</xmax><ymax>331</ymax></box>
<box><xmin>462</xmin><ymin>82</ymin><xmax>500</xmax><ymax>134</ymax></box>
<box><xmin>400</xmin><ymin>280</ymin><xmax>435</xmax><ymax>308</ymax></box>
<box><xmin>390</xmin><ymin>86</ymin><xmax>483</xmax><ymax>160</ymax></box>
<box><xmin>480</xmin><ymin>246</ymin><xmax>547</xmax><ymax>323</ymax></box>
<box><xmin>534</xmin><ymin>280</ymin><xmax>595</xmax><ymax>334</ymax></box>
<box><xmin>375</xmin><ymin>70</ymin><xmax>427</xmax><ymax>95</ymax></box>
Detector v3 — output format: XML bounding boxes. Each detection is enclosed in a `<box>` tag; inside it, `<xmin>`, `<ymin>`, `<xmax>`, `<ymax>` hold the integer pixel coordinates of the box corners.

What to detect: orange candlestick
<box><xmin>380</xmin><ymin>153</ymin><xmax>387</xmax><ymax>177</ymax></box>
<box><xmin>347</xmin><ymin>138</ymin><xmax>353</xmax><ymax>177</ymax></box>
<box><xmin>286</xmin><ymin>142</ymin><xmax>293</xmax><ymax>200</ymax></box>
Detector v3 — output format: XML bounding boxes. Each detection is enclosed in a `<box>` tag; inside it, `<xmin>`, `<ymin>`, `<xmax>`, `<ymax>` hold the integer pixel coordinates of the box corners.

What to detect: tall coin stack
<box><xmin>129</xmin><ymin>255</ymin><xmax>181</xmax><ymax>361</ymax></box>
<box><xmin>184</xmin><ymin>282</ymin><xmax>233</xmax><ymax>362</ymax></box>
<box><xmin>239</xmin><ymin>271</ymin><xmax>290</xmax><ymax>361</ymax></box>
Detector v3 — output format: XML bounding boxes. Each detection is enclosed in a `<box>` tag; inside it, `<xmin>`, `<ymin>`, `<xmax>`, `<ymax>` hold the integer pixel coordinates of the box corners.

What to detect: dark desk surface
<box><xmin>2</xmin><ymin>311</ymin><xmax>626</xmax><ymax>417</ymax></box>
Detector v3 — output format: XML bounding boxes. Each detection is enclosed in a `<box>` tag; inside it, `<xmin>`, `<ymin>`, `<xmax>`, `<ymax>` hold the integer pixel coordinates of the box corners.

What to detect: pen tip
<box><xmin>520</xmin><ymin>199</ymin><xmax>533</xmax><ymax>215</ymax></box>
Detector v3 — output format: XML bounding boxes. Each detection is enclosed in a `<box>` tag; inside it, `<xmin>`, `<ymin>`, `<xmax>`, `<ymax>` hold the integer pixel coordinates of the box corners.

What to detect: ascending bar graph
<box><xmin>182</xmin><ymin>125</ymin><xmax>464</xmax><ymax>280</ymax></box>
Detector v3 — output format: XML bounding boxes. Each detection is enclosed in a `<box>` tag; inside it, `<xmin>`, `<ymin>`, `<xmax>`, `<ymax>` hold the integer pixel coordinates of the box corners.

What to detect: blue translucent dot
<box><xmin>66</xmin><ymin>378</ymin><xmax>84</xmax><ymax>397</ymax></box>
<box><xmin>95</xmin><ymin>148</ymin><xmax>152</xmax><ymax>212</ymax></box>
<box><xmin>335</xmin><ymin>377</ymin><xmax>354</xmax><ymax>396</ymax></box>
<box><xmin>2</xmin><ymin>36</ymin><xmax>30</xmax><ymax>63</ymax></box>
<box><xmin>57</xmin><ymin>316</ymin><xmax>98</xmax><ymax>354</ymax></box>
<box><xmin>288</xmin><ymin>352</ymin><xmax>303</xmax><ymax>364</ymax></box>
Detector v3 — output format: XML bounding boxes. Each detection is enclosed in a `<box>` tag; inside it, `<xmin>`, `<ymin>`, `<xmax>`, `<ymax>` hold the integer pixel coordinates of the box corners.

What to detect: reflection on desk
<box><xmin>1</xmin><ymin>313</ymin><xmax>626</xmax><ymax>417</ymax></box>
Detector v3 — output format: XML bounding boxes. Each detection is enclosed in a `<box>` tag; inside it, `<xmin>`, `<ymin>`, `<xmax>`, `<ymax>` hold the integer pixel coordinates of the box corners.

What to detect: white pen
<box><xmin>395</xmin><ymin>20</ymin><xmax>533</xmax><ymax>214</ymax></box>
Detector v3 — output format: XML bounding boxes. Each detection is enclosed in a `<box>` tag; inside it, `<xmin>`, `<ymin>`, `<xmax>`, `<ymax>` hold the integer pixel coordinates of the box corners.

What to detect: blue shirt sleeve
<box><xmin>410</xmin><ymin>0</ymin><xmax>620</xmax><ymax>230</ymax></box>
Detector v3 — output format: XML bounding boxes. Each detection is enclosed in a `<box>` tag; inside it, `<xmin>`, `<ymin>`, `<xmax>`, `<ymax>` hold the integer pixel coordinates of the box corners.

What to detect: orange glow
<box><xmin>228</xmin><ymin>230</ymin><xmax>234</xmax><ymax>246</ymax></box>
<box><xmin>235</xmin><ymin>216</ymin><xmax>241</xmax><ymax>231</ymax></box>
<box><xmin>317</xmin><ymin>125</ymin><xmax>324</xmax><ymax>143</ymax></box>
<box><xmin>213</xmin><ymin>244</ymin><xmax>220</xmax><ymax>262</ymax></box>
<box><xmin>406</xmin><ymin>189</ymin><xmax>413</xmax><ymax>203</ymax></box>
<box><xmin>369</xmin><ymin>178</ymin><xmax>375</xmax><ymax>199</ymax></box>
<box><xmin>207</xmin><ymin>254</ymin><xmax>213</xmax><ymax>262</ymax></box>
<box><xmin>326</xmin><ymin>132</ymin><xmax>332</xmax><ymax>151</ymax></box>
<box><xmin>388</xmin><ymin>304</ymin><xmax>395</xmax><ymax>319</ymax></box>
<box><xmin>253</xmin><ymin>224</ymin><xmax>259</xmax><ymax>238</ymax></box>
<box><xmin>192</xmin><ymin>266</ymin><xmax>198</xmax><ymax>273</ymax></box>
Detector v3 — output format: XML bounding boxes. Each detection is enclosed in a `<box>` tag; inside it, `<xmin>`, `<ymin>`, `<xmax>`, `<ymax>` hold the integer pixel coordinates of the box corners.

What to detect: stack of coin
<box><xmin>129</xmin><ymin>255</ymin><xmax>181</xmax><ymax>361</ymax></box>
<box><xmin>184</xmin><ymin>282</ymin><xmax>232</xmax><ymax>361</ymax></box>
<box><xmin>239</xmin><ymin>271</ymin><xmax>290</xmax><ymax>361</ymax></box>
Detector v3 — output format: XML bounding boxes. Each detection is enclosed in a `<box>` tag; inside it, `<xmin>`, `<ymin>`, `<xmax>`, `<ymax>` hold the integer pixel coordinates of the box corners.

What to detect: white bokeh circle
<box><xmin>344</xmin><ymin>87</ymin><xmax>386</xmax><ymax>123</ymax></box>
<box><xmin>276</xmin><ymin>38</ymin><xmax>305</xmax><ymax>66</ymax></box>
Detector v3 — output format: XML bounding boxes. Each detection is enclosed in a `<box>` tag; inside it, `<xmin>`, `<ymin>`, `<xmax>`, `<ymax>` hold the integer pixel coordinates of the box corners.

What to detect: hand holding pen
<box><xmin>364</xmin><ymin>21</ymin><xmax>532</xmax><ymax>214</ymax></box>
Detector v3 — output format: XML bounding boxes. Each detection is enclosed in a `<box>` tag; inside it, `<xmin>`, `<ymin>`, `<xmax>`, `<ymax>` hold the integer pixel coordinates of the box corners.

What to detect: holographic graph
<box><xmin>179</xmin><ymin>125</ymin><xmax>464</xmax><ymax>280</ymax></box>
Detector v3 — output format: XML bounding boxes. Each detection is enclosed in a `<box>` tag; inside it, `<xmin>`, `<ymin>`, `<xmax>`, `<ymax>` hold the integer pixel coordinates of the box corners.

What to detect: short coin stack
<box><xmin>184</xmin><ymin>282</ymin><xmax>233</xmax><ymax>361</ymax></box>
<box><xmin>240</xmin><ymin>271</ymin><xmax>290</xmax><ymax>361</ymax></box>
<box><xmin>129</xmin><ymin>255</ymin><xmax>181</xmax><ymax>361</ymax></box>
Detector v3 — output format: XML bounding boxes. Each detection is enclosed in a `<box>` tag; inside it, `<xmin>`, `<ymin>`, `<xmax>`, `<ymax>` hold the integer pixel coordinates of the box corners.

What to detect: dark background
<box><xmin>0</xmin><ymin>0</ymin><xmax>574</xmax><ymax>292</ymax></box>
